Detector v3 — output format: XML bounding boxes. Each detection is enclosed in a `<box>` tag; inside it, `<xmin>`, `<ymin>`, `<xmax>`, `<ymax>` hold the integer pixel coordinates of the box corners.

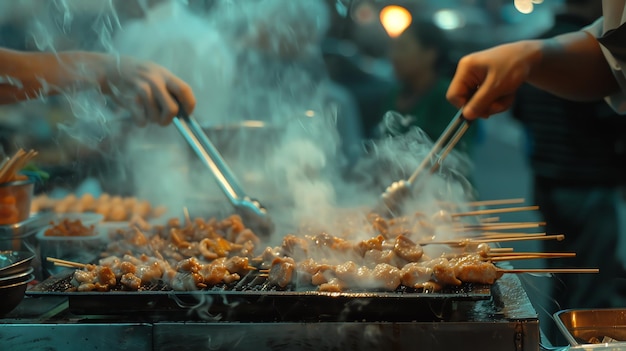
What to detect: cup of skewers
<box><xmin>0</xmin><ymin>149</ymin><xmax>40</xmax><ymax>226</ymax></box>
<box><xmin>0</xmin><ymin>178</ymin><xmax>35</xmax><ymax>225</ymax></box>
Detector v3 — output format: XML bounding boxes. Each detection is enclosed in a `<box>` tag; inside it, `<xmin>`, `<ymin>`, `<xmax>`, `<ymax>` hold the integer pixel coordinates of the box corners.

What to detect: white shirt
<box><xmin>585</xmin><ymin>0</ymin><xmax>626</xmax><ymax>113</ymax></box>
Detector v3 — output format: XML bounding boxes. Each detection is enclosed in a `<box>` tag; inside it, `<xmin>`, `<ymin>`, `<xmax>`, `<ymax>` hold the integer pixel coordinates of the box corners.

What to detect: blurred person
<box><xmin>512</xmin><ymin>0</ymin><xmax>626</xmax><ymax>319</ymax></box>
<box><xmin>0</xmin><ymin>48</ymin><xmax>196</xmax><ymax>126</ymax></box>
<box><xmin>379</xmin><ymin>21</ymin><xmax>478</xmax><ymax>156</ymax></box>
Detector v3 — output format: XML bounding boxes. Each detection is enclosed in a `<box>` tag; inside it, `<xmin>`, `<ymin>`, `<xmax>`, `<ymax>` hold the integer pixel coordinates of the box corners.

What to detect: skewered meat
<box><xmin>393</xmin><ymin>235</ymin><xmax>423</xmax><ymax>261</ymax></box>
<box><xmin>268</xmin><ymin>257</ymin><xmax>296</xmax><ymax>288</ymax></box>
<box><xmin>400</xmin><ymin>263</ymin><xmax>433</xmax><ymax>288</ymax></box>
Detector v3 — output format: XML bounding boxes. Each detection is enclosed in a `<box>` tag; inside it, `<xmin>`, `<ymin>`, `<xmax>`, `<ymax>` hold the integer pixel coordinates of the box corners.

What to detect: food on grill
<box><xmin>66</xmin><ymin>215</ymin><xmax>260</xmax><ymax>291</ymax></box>
<box><xmin>31</xmin><ymin>193</ymin><xmax>167</xmax><ymax>222</ymax></box>
<box><xmin>60</xmin><ymin>209</ymin><xmax>542</xmax><ymax>293</ymax></box>
<box><xmin>44</xmin><ymin>218</ymin><xmax>96</xmax><ymax>237</ymax></box>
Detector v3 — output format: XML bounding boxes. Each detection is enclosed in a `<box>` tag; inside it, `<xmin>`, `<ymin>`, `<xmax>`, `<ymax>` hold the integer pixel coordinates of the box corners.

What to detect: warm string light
<box><xmin>379</xmin><ymin>5</ymin><xmax>412</xmax><ymax>38</ymax></box>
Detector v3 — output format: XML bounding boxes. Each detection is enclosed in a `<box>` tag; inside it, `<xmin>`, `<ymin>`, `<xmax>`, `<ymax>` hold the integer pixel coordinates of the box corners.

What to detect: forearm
<box><xmin>526</xmin><ymin>31</ymin><xmax>620</xmax><ymax>101</ymax></box>
<box><xmin>0</xmin><ymin>49</ymin><xmax>107</xmax><ymax>103</ymax></box>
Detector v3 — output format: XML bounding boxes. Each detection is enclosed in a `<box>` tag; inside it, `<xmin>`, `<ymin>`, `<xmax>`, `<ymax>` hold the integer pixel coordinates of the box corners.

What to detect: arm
<box><xmin>0</xmin><ymin>48</ymin><xmax>196</xmax><ymax>126</ymax></box>
<box><xmin>447</xmin><ymin>31</ymin><xmax>619</xmax><ymax>119</ymax></box>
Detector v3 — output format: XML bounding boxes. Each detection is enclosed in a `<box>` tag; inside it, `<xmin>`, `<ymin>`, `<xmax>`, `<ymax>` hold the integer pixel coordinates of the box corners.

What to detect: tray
<box><xmin>27</xmin><ymin>270</ymin><xmax>491</xmax><ymax>322</ymax></box>
<box><xmin>555</xmin><ymin>308</ymin><xmax>626</xmax><ymax>345</ymax></box>
<box><xmin>0</xmin><ymin>213</ymin><xmax>53</xmax><ymax>239</ymax></box>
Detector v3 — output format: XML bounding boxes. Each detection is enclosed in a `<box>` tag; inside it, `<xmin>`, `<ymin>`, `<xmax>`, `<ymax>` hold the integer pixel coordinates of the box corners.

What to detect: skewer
<box><xmin>420</xmin><ymin>234</ymin><xmax>564</xmax><ymax>246</ymax></box>
<box><xmin>53</xmin><ymin>262</ymin><xmax>80</xmax><ymax>268</ymax></box>
<box><xmin>452</xmin><ymin>206</ymin><xmax>539</xmax><ymax>218</ymax></box>
<box><xmin>479</xmin><ymin>232</ymin><xmax>546</xmax><ymax>238</ymax></box>
<box><xmin>457</xmin><ymin>222</ymin><xmax>546</xmax><ymax>231</ymax></box>
<box><xmin>466</xmin><ymin>198</ymin><xmax>525</xmax><ymax>207</ymax></box>
<box><xmin>498</xmin><ymin>268</ymin><xmax>599</xmax><ymax>274</ymax></box>
<box><xmin>46</xmin><ymin>257</ymin><xmax>86</xmax><ymax>268</ymax></box>
<box><xmin>488</xmin><ymin>252</ymin><xmax>575</xmax><ymax>257</ymax></box>
<box><xmin>259</xmin><ymin>274</ymin><xmax>269</xmax><ymax>278</ymax></box>
<box><xmin>490</xmin><ymin>247</ymin><xmax>515</xmax><ymax>252</ymax></box>
<box><xmin>480</xmin><ymin>217</ymin><xmax>500</xmax><ymax>223</ymax></box>
<box><xmin>183</xmin><ymin>207</ymin><xmax>191</xmax><ymax>226</ymax></box>
<box><xmin>474</xmin><ymin>234</ymin><xmax>564</xmax><ymax>244</ymax></box>
<box><xmin>488</xmin><ymin>254</ymin><xmax>574</xmax><ymax>262</ymax></box>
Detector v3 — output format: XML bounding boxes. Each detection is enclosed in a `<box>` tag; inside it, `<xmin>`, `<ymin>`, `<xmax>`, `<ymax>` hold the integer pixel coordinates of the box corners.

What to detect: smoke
<box><xmin>12</xmin><ymin>0</ymin><xmax>476</xmax><ymax>247</ymax></box>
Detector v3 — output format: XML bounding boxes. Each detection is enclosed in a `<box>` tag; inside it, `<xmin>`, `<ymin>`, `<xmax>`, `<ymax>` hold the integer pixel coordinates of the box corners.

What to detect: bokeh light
<box><xmin>379</xmin><ymin>5</ymin><xmax>412</xmax><ymax>38</ymax></box>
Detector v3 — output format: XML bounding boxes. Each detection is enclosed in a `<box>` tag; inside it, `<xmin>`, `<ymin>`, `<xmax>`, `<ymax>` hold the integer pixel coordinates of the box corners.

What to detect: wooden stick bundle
<box><xmin>0</xmin><ymin>148</ymin><xmax>38</xmax><ymax>183</ymax></box>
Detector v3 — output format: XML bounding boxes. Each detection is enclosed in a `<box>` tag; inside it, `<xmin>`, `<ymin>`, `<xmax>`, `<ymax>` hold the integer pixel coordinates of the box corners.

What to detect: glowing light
<box><xmin>433</xmin><ymin>9</ymin><xmax>465</xmax><ymax>30</ymax></box>
<box><xmin>380</xmin><ymin>5</ymin><xmax>412</xmax><ymax>38</ymax></box>
<box><xmin>514</xmin><ymin>0</ymin><xmax>534</xmax><ymax>14</ymax></box>
<box><xmin>305</xmin><ymin>110</ymin><xmax>315</xmax><ymax>117</ymax></box>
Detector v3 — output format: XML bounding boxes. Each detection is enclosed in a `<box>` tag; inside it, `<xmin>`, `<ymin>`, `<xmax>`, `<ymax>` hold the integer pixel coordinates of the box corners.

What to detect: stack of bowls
<box><xmin>0</xmin><ymin>250</ymin><xmax>35</xmax><ymax>315</ymax></box>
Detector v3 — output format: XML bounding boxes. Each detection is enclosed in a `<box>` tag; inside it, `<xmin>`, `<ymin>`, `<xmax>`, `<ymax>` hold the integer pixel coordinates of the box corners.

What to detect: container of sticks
<box><xmin>0</xmin><ymin>149</ymin><xmax>39</xmax><ymax>225</ymax></box>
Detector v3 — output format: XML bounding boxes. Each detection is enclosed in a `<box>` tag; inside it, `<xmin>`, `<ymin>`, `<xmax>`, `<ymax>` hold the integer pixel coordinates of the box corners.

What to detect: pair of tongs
<box><xmin>173</xmin><ymin>109</ymin><xmax>274</xmax><ymax>236</ymax></box>
<box><xmin>381</xmin><ymin>108</ymin><xmax>471</xmax><ymax>216</ymax></box>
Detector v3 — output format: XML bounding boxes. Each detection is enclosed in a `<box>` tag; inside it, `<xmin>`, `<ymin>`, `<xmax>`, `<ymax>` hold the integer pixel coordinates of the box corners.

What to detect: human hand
<box><xmin>446</xmin><ymin>40</ymin><xmax>542</xmax><ymax>119</ymax></box>
<box><xmin>100</xmin><ymin>56</ymin><xmax>196</xmax><ymax>126</ymax></box>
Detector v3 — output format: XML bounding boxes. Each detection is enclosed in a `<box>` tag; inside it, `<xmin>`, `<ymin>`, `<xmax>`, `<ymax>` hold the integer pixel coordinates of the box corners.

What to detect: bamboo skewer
<box><xmin>457</xmin><ymin>222</ymin><xmax>546</xmax><ymax>231</ymax></box>
<box><xmin>420</xmin><ymin>234</ymin><xmax>564</xmax><ymax>246</ymax></box>
<box><xmin>474</xmin><ymin>234</ymin><xmax>564</xmax><ymax>244</ymax></box>
<box><xmin>480</xmin><ymin>217</ymin><xmax>500</xmax><ymax>223</ymax></box>
<box><xmin>479</xmin><ymin>232</ymin><xmax>546</xmax><ymax>238</ymax></box>
<box><xmin>184</xmin><ymin>207</ymin><xmax>191</xmax><ymax>226</ymax></box>
<box><xmin>466</xmin><ymin>198</ymin><xmax>526</xmax><ymax>207</ymax></box>
<box><xmin>452</xmin><ymin>206</ymin><xmax>539</xmax><ymax>218</ymax></box>
<box><xmin>489</xmin><ymin>247</ymin><xmax>514</xmax><ymax>252</ymax></box>
<box><xmin>498</xmin><ymin>268</ymin><xmax>599</xmax><ymax>274</ymax></box>
<box><xmin>488</xmin><ymin>254</ymin><xmax>574</xmax><ymax>262</ymax></box>
<box><xmin>46</xmin><ymin>257</ymin><xmax>86</xmax><ymax>269</ymax></box>
<box><xmin>0</xmin><ymin>148</ymin><xmax>38</xmax><ymax>183</ymax></box>
<box><xmin>488</xmin><ymin>252</ymin><xmax>575</xmax><ymax>257</ymax></box>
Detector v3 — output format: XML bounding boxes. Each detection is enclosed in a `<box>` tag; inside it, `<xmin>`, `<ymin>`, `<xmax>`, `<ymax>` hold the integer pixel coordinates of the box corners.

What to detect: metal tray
<box><xmin>27</xmin><ymin>270</ymin><xmax>491</xmax><ymax>322</ymax></box>
<box><xmin>0</xmin><ymin>213</ymin><xmax>52</xmax><ymax>239</ymax></box>
<box><xmin>555</xmin><ymin>309</ymin><xmax>626</xmax><ymax>345</ymax></box>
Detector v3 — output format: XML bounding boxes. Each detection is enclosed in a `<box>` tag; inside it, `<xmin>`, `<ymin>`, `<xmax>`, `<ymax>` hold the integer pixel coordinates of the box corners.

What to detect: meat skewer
<box><xmin>47</xmin><ymin>257</ymin><xmax>86</xmax><ymax>268</ymax></box>
<box><xmin>466</xmin><ymin>198</ymin><xmax>526</xmax><ymax>207</ymax></box>
<box><xmin>488</xmin><ymin>254</ymin><xmax>575</xmax><ymax>262</ymax></box>
<box><xmin>419</xmin><ymin>234</ymin><xmax>564</xmax><ymax>246</ymax></box>
<box><xmin>451</xmin><ymin>205</ymin><xmax>539</xmax><ymax>218</ymax></box>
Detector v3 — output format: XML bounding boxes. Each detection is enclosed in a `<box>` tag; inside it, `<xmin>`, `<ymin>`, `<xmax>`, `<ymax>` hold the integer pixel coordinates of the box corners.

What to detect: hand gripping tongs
<box><xmin>173</xmin><ymin>109</ymin><xmax>274</xmax><ymax>236</ymax></box>
<box><xmin>381</xmin><ymin>108</ymin><xmax>471</xmax><ymax>216</ymax></box>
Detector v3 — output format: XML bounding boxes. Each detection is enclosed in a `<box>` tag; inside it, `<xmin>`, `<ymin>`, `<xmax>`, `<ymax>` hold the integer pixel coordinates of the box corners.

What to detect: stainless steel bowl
<box><xmin>0</xmin><ymin>250</ymin><xmax>35</xmax><ymax>278</ymax></box>
<box><xmin>0</xmin><ymin>273</ymin><xmax>34</xmax><ymax>315</ymax></box>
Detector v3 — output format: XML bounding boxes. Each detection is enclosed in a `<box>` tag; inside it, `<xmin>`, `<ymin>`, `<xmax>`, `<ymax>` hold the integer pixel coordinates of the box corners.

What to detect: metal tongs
<box><xmin>173</xmin><ymin>108</ymin><xmax>274</xmax><ymax>236</ymax></box>
<box><xmin>381</xmin><ymin>108</ymin><xmax>471</xmax><ymax>216</ymax></box>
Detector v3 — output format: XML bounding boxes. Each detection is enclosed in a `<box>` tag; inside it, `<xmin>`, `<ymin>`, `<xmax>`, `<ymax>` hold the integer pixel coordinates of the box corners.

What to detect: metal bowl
<box><xmin>0</xmin><ymin>250</ymin><xmax>35</xmax><ymax>278</ymax></box>
<box><xmin>0</xmin><ymin>266</ymin><xmax>34</xmax><ymax>286</ymax></box>
<box><xmin>0</xmin><ymin>179</ymin><xmax>35</xmax><ymax>225</ymax></box>
<box><xmin>0</xmin><ymin>273</ymin><xmax>34</xmax><ymax>315</ymax></box>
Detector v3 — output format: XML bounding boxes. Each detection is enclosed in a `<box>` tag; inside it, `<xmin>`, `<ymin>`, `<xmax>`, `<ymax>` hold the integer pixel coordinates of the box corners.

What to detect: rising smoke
<box><xmin>10</xmin><ymin>0</ymin><xmax>475</xmax><ymax>241</ymax></box>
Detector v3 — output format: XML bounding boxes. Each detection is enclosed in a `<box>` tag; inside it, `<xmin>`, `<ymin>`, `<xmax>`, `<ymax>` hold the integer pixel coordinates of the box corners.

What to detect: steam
<box><xmin>15</xmin><ymin>0</ymin><xmax>478</xmax><ymax>288</ymax></box>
